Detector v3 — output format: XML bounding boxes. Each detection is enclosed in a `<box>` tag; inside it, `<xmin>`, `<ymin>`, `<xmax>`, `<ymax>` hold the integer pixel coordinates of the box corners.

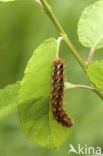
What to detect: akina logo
<box><xmin>68</xmin><ymin>144</ymin><xmax>102</xmax><ymax>155</ymax></box>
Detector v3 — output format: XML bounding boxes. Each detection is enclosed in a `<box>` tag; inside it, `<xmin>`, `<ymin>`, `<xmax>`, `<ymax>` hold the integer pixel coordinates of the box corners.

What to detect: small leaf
<box><xmin>78</xmin><ymin>0</ymin><xmax>103</xmax><ymax>49</ymax></box>
<box><xmin>86</xmin><ymin>61</ymin><xmax>103</xmax><ymax>91</ymax></box>
<box><xmin>0</xmin><ymin>82</ymin><xmax>20</xmax><ymax>119</ymax></box>
<box><xmin>18</xmin><ymin>38</ymin><xmax>71</xmax><ymax>149</ymax></box>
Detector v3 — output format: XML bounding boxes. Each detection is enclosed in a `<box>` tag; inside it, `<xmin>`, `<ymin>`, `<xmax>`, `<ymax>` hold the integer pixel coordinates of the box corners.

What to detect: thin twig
<box><xmin>40</xmin><ymin>0</ymin><xmax>86</xmax><ymax>70</ymax></box>
<box><xmin>73</xmin><ymin>85</ymin><xmax>94</xmax><ymax>91</ymax></box>
<box><xmin>88</xmin><ymin>34</ymin><xmax>103</xmax><ymax>63</ymax></box>
<box><xmin>56</xmin><ymin>37</ymin><xmax>63</xmax><ymax>58</ymax></box>
<box><xmin>65</xmin><ymin>82</ymin><xmax>94</xmax><ymax>91</ymax></box>
<box><xmin>34</xmin><ymin>0</ymin><xmax>43</xmax><ymax>8</ymax></box>
<box><xmin>65</xmin><ymin>82</ymin><xmax>103</xmax><ymax>100</ymax></box>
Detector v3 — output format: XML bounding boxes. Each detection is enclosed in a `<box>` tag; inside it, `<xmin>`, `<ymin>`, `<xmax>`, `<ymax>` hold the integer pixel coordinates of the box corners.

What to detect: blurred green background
<box><xmin>0</xmin><ymin>0</ymin><xmax>103</xmax><ymax>156</ymax></box>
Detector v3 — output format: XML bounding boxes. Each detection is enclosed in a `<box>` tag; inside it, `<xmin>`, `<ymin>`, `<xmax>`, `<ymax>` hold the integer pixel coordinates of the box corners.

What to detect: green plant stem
<box><xmin>34</xmin><ymin>0</ymin><xmax>43</xmax><ymax>8</ymax></box>
<box><xmin>88</xmin><ymin>34</ymin><xmax>103</xmax><ymax>63</ymax></box>
<box><xmin>65</xmin><ymin>82</ymin><xmax>103</xmax><ymax>100</ymax></box>
<box><xmin>65</xmin><ymin>83</ymin><xmax>94</xmax><ymax>91</ymax></box>
<box><xmin>40</xmin><ymin>0</ymin><xmax>86</xmax><ymax>70</ymax></box>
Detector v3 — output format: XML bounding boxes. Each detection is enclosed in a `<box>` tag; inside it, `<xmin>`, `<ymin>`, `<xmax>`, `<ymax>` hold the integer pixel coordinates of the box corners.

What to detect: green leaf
<box><xmin>0</xmin><ymin>82</ymin><xmax>20</xmax><ymax>119</ymax></box>
<box><xmin>18</xmin><ymin>38</ymin><xmax>71</xmax><ymax>149</ymax></box>
<box><xmin>78</xmin><ymin>0</ymin><xmax>103</xmax><ymax>49</ymax></box>
<box><xmin>86</xmin><ymin>61</ymin><xmax>103</xmax><ymax>91</ymax></box>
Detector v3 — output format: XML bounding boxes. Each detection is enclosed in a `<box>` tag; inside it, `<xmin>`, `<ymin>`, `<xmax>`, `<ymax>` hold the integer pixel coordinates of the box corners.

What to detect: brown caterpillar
<box><xmin>51</xmin><ymin>59</ymin><xmax>73</xmax><ymax>127</ymax></box>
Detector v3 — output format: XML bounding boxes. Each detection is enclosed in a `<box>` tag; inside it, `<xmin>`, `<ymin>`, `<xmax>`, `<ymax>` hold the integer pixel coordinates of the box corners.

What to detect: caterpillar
<box><xmin>51</xmin><ymin>59</ymin><xmax>73</xmax><ymax>127</ymax></box>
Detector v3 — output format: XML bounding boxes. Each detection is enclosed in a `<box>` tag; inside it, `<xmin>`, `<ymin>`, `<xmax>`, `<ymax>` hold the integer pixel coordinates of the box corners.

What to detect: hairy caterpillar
<box><xmin>51</xmin><ymin>59</ymin><xmax>73</xmax><ymax>127</ymax></box>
